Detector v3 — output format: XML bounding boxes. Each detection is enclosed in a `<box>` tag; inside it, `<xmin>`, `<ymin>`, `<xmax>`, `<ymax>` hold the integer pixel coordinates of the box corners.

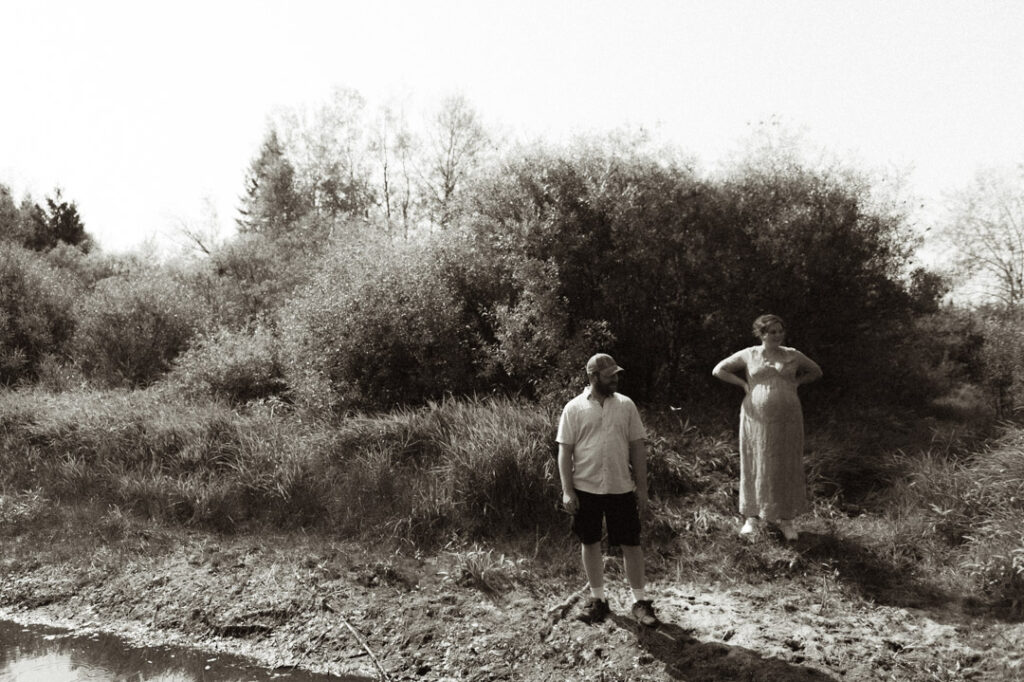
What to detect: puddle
<box><xmin>0</xmin><ymin>619</ymin><xmax>367</xmax><ymax>681</ymax></box>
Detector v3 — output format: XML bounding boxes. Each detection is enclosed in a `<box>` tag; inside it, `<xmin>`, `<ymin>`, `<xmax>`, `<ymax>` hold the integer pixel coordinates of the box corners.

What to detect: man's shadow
<box><xmin>609</xmin><ymin>615</ymin><xmax>837</xmax><ymax>681</ymax></box>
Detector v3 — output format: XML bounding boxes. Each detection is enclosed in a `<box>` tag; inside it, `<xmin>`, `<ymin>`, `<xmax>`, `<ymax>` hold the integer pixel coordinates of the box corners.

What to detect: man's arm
<box><xmin>558</xmin><ymin>442</ymin><xmax>578</xmax><ymax>514</ymax></box>
<box><xmin>629</xmin><ymin>439</ymin><xmax>649</xmax><ymax>516</ymax></box>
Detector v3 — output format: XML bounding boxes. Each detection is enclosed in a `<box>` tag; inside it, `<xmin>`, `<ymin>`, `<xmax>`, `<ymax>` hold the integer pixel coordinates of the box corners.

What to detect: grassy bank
<box><xmin>0</xmin><ymin>386</ymin><xmax>1021</xmax><ymax>611</ymax></box>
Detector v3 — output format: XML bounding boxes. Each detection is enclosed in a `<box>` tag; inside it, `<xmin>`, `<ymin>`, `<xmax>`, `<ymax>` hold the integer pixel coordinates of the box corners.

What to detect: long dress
<box><xmin>725</xmin><ymin>346</ymin><xmax>810</xmax><ymax>521</ymax></box>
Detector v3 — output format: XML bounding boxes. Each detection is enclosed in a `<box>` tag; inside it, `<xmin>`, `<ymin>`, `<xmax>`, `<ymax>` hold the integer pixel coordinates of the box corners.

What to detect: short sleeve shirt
<box><xmin>556</xmin><ymin>388</ymin><xmax>647</xmax><ymax>494</ymax></box>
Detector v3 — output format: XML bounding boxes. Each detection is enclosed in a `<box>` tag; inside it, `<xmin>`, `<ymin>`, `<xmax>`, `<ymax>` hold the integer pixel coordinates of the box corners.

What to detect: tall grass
<box><xmin>2</xmin><ymin>385</ymin><xmax>1021</xmax><ymax>608</ymax></box>
<box><xmin>0</xmin><ymin>389</ymin><xmax>609</xmax><ymax>544</ymax></box>
<box><xmin>877</xmin><ymin>425</ymin><xmax>1024</xmax><ymax>606</ymax></box>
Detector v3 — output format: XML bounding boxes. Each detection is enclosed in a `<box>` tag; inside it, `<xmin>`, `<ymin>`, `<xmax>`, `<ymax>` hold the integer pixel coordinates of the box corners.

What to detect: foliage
<box><xmin>2</xmin><ymin>379</ymin><xmax>1023</xmax><ymax>615</ymax></box>
<box><xmin>281</xmin><ymin>238</ymin><xmax>488</xmax><ymax>410</ymax></box>
<box><xmin>898</xmin><ymin>305</ymin><xmax>1024</xmax><ymax>419</ymax></box>
<box><xmin>467</xmin><ymin>134</ymin><xmax>929</xmax><ymax>406</ymax></box>
<box><xmin>709</xmin><ymin>156</ymin><xmax>922</xmax><ymax>405</ymax></box>
<box><xmin>44</xmin><ymin>243</ymin><xmax>146</xmax><ymax>287</ymax></box>
<box><xmin>939</xmin><ymin>164</ymin><xmax>1024</xmax><ymax>307</ymax></box>
<box><xmin>31</xmin><ymin>189</ymin><xmax>92</xmax><ymax>252</ymax></box>
<box><xmin>973</xmin><ymin>310</ymin><xmax>1024</xmax><ymax>417</ymax></box>
<box><xmin>0</xmin><ymin>184</ymin><xmax>92</xmax><ymax>253</ymax></box>
<box><xmin>0</xmin><ymin>184</ymin><xmax>30</xmax><ymax>245</ymax></box>
<box><xmin>207</xmin><ymin>231</ymin><xmax>317</xmax><ymax>324</ymax></box>
<box><xmin>0</xmin><ymin>243</ymin><xmax>78</xmax><ymax>384</ymax></box>
<box><xmin>236</xmin><ymin>129</ymin><xmax>311</xmax><ymax>238</ymax></box>
<box><xmin>167</xmin><ymin>325</ymin><xmax>287</xmax><ymax>404</ymax></box>
<box><xmin>469</xmin><ymin>138</ymin><xmax>698</xmax><ymax>400</ymax></box>
<box><xmin>917</xmin><ymin>305</ymin><xmax>1024</xmax><ymax>417</ymax></box>
<box><xmin>73</xmin><ymin>270</ymin><xmax>210</xmax><ymax>387</ymax></box>
<box><xmin>487</xmin><ymin>255</ymin><xmax>614</xmax><ymax>400</ymax></box>
<box><xmin>420</xmin><ymin>94</ymin><xmax>489</xmax><ymax>229</ymax></box>
<box><xmin>353</xmin><ymin>397</ymin><xmax>563</xmax><ymax>540</ymax></box>
<box><xmin>0</xmin><ymin>389</ymin><xmax>566</xmax><ymax>540</ymax></box>
<box><xmin>272</xmin><ymin>87</ymin><xmax>376</xmax><ymax>224</ymax></box>
<box><xmin>882</xmin><ymin>427</ymin><xmax>1024</xmax><ymax>607</ymax></box>
<box><xmin>368</xmin><ymin>100</ymin><xmax>417</xmax><ymax>238</ymax></box>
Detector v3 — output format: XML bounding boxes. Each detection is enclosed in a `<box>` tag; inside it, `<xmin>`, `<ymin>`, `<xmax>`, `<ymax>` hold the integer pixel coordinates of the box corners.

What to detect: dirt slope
<box><xmin>1</xmin><ymin>527</ymin><xmax>1021</xmax><ymax>681</ymax></box>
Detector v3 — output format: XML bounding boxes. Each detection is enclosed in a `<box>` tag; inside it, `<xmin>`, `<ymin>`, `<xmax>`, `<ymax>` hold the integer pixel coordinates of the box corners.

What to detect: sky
<box><xmin>2</xmin><ymin>0</ymin><xmax>1023</xmax><ymax>254</ymax></box>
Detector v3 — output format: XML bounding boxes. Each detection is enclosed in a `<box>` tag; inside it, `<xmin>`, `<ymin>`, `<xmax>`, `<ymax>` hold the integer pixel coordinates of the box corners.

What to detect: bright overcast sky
<box><xmin>2</xmin><ymin>0</ymin><xmax>1023</xmax><ymax>253</ymax></box>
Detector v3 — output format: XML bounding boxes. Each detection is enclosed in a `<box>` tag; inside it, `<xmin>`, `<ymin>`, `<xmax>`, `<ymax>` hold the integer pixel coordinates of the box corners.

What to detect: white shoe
<box><xmin>740</xmin><ymin>518</ymin><xmax>759</xmax><ymax>535</ymax></box>
<box><xmin>777</xmin><ymin>520</ymin><xmax>798</xmax><ymax>541</ymax></box>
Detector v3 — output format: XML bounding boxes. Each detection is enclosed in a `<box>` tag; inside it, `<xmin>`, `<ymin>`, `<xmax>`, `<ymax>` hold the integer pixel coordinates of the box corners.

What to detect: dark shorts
<box><xmin>571</xmin><ymin>489</ymin><xmax>642</xmax><ymax>547</ymax></box>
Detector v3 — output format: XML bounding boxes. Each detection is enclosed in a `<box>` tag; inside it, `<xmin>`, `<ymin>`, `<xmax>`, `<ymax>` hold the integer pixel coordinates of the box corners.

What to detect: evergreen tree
<box><xmin>0</xmin><ymin>184</ymin><xmax>25</xmax><ymax>244</ymax></box>
<box><xmin>2</xmin><ymin>188</ymin><xmax>93</xmax><ymax>253</ymax></box>
<box><xmin>236</xmin><ymin>130</ymin><xmax>309</xmax><ymax>239</ymax></box>
<box><xmin>43</xmin><ymin>190</ymin><xmax>91</xmax><ymax>251</ymax></box>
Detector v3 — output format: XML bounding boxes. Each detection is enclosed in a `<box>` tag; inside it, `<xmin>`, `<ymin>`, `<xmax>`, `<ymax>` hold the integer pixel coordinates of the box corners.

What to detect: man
<box><xmin>557</xmin><ymin>352</ymin><xmax>658</xmax><ymax>627</ymax></box>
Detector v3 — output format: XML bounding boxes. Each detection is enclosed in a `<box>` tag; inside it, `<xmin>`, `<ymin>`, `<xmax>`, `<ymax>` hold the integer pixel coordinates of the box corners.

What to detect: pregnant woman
<box><xmin>712</xmin><ymin>314</ymin><xmax>823</xmax><ymax>540</ymax></box>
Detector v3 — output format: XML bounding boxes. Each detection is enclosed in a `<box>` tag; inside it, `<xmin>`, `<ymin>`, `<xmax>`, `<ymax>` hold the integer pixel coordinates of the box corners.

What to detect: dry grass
<box><xmin>1</xmin><ymin>385</ymin><xmax>1021</xmax><ymax>610</ymax></box>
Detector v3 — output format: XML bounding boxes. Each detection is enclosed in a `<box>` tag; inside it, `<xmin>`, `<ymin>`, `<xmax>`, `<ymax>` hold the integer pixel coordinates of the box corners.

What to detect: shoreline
<box><xmin>3</xmin><ymin>520</ymin><xmax>1023</xmax><ymax>681</ymax></box>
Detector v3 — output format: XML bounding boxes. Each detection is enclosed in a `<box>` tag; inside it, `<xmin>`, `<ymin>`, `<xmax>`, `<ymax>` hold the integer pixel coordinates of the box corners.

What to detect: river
<box><xmin>0</xmin><ymin>619</ymin><xmax>367</xmax><ymax>681</ymax></box>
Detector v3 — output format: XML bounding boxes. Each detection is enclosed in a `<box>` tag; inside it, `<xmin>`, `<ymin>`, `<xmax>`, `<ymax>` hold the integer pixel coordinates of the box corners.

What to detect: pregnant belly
<box><xmin>747</xmin><ymin>385</ymin><xmax>800</xmax><ymax>421</ymax></box>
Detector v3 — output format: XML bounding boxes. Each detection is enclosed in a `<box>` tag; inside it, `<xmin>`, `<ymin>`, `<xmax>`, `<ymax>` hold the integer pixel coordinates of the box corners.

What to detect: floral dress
<box><xmin>720</xmin><ymin>346</ymin><xmax>811</xmax><ymax>521</ymax></box>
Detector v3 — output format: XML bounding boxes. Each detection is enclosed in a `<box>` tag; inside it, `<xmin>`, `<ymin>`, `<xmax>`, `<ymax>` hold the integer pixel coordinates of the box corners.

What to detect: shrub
<box><xmin>73</xmin><ymin>271</ymin><xmax>210</xmax><ymax>387</ymax></box>
<box><xmin>0</xmin><ymin>243</ymin><xmax>78</xmax><ymax>384</ymax></box>
<box><xmin>468</xmin><ymin>140</ymin><xmax>709</xmax><ymax>401</ymax></box>
<box><xmin>974</xmin><ymin>311</ymin><xmax>1024</xmax><ymax>416</ymax></box>
<box><xmin>487</xmin><ymin>256</ymin><xmax>614</xmax><ymax>400</ymax></box>
<box><xmin>468</xmin><ymin>135</ymin><xmax>930</xmax><ymax>408</ymax></box>
<box><xmin>44</xmin><ymin>243</ymin><xmax>144</xmax><ymax>288</ymax></box>
<box><xmin>282</xmin><ymin>238</ymin><xmax>488</xmax><ymax>410</ymax></box>
<box><xmin>168</xmin><ymin>325</ymin><xmax>287</xmax><ymax>404</ymax></box>
<box><xmin>206</xmin><ymin>232</ymin><xmax>317</xmax><ymax>324</ymax></box>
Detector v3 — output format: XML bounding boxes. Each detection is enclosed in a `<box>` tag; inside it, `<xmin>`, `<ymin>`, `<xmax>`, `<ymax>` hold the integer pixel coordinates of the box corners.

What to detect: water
<box><xmin>0</xmin><ymin>620</ymin><xmax>367</xmax><ymax>681</ymax></box>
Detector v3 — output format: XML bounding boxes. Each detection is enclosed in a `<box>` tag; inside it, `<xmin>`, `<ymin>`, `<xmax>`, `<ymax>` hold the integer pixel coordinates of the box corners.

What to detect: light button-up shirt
<box><xmin>556</xmin><ymin>388</ymin><xmax>646</xmax><ymax>494</ymax></box>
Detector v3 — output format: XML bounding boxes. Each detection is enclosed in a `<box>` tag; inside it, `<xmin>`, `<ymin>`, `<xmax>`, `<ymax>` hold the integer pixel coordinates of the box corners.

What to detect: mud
<box><xmin>1</xmin><ymin>527</ymin><xmax>1022</xmax><ymax>681</ymax></box>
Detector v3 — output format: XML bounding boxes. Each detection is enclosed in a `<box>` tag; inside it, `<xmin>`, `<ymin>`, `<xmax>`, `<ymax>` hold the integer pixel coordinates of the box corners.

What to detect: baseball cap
<box><xmin>586</xmin><ymin>353</ymin><xmax>624</xmax><ymax>378</ymax></box>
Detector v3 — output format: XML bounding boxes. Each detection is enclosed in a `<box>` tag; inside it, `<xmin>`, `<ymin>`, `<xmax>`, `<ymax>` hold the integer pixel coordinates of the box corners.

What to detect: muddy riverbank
<box><xmin>2</xmin><ymin>515</ymin><xmax>1022</xmax><ymax>681</ymax></box>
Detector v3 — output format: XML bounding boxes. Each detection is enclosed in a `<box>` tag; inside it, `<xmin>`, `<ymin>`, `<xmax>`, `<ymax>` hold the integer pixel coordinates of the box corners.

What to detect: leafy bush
<box><xmin>974</xmin><ymin>311</ymin><xmax>1024</xmax><ymax>416</ymax></box>
<box><xmin>282</xmin><ymin>238</ymin><xmax>489</xmax><ymax>410</ymax></box>
<box><xmin>468</xmin><ymin>135</ymin><xmax>931</xmax><ymax>407</ymax></box>
<box><xmin>73</xmin><ymin>271</ymin><xmax>210</xmax><ymax>387</ymax></box>
<box><xmin>0</xmin><ymin>243</ymin><xmax>78</xmax><ymax>384</ymax></box>
<box><xmin>469</xmin><ymin>140</ymin><xmax>707</xmax><ymax>400</ymax></box>
<box><xmin>207</xmin><ymin>232</ymin><xmax>317</xmax><ymax>324</ymax></box>
<box><xmin>44</xmin><ymin>243</ymin><xmax>145</xmax><ymax>288</ymax></box>
<box><xmin>487</xmin><ymin>256</ymin><xmax>613</xmax><ymax>400</ymax></box>
<box><xmin>168</xmin><ymin>325</ymin><xmax>287</xmax><ymax>404</ymax></box>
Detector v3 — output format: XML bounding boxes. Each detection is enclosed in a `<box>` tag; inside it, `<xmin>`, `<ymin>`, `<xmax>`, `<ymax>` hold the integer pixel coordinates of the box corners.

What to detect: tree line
<box><xmin>0</xmin><ymin>185</ymin><xmax>91</xmax><ymax>253</ymax></box>
<box><xmin>3</xmin><ymin>90</ymin><xmax>1024</xmax><ymax>422</ymax></box>
<box><xmin>231</xmin><ymin>88</ymin><xmax>489</xmax><ymax>244</ymax></box>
